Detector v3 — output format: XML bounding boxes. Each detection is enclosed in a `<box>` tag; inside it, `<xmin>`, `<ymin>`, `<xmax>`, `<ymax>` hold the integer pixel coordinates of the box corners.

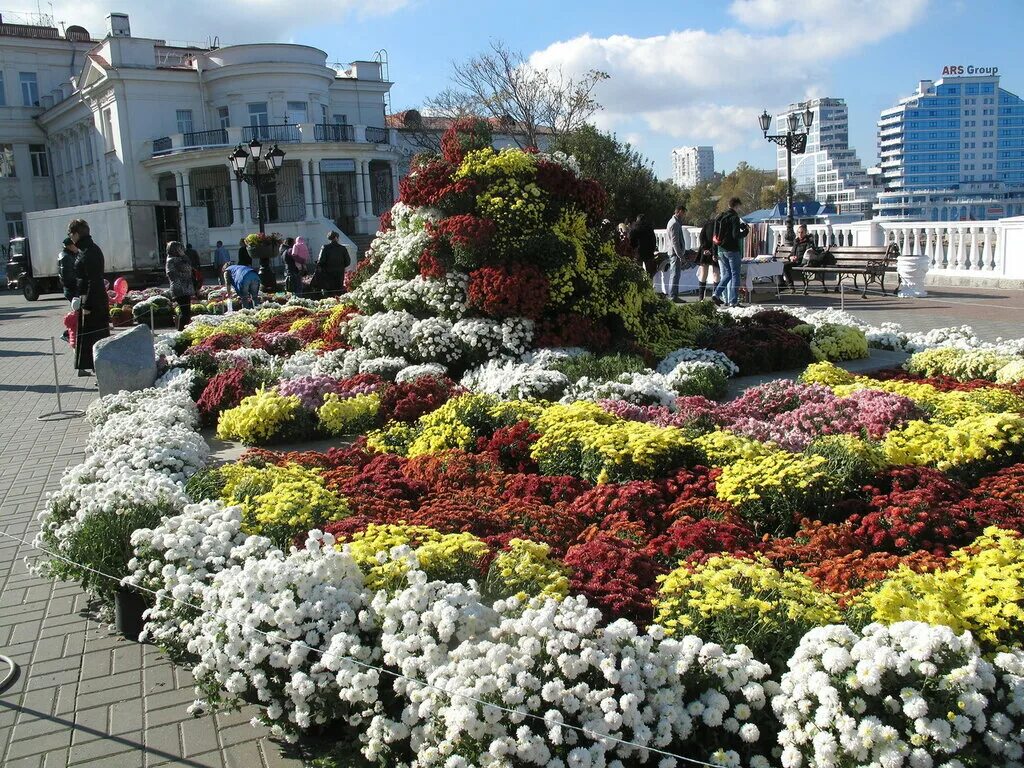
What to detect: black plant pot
<box><xmin>114</xmin><ymin>587</ymin><xmax>147</xmax><ymax>641</ymax></box>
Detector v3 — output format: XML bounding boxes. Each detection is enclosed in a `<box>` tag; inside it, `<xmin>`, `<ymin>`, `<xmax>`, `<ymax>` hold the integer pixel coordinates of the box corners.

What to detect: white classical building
<box><xmin>670</xmin><ymin>146</ymin><xmax>714</xmax><ymax>189</ymax></box>
<box><xmin>1</xmin><ymin>11</ymin><xmax>402</xmax><ymax>258</ymax></box>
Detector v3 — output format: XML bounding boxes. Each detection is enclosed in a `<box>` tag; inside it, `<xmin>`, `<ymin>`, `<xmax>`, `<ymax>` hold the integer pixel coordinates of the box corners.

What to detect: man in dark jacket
<box><xmin>628</xmin><ymin>214</ymin><xmax>657</xmax><ymax>275</ymax></box>
<box><xmin>314</xmin><ymin>232</ymin><xmax>350</xmax><ymax>296</ymax></box>
<box><xmin>58</xmin><ymin>237</ymin><xmax>79</xmax><ymax>302</ymax></box>
<box><xmin>710</xmin><ymin>197</ymin><xmax>749</xmax><ymax>307</ymax></box>
<box><xmin>780</xmin><ymin>224</ymin><xmax>818</xmax><ymax>292</ymax></box>
<box><xmin>696</xmin><ymin>218</ymin><xmax>720</xmax><ymax>301</ymax></box>
<box><xmin>68</xmin><ymin>219</ymin><xmax>110</xmax><ymax>376</ymax></box>
<box><xmin>185</xmin><ymin>243</ymin><xmax>202</xmax><ymax>292</ymax></box>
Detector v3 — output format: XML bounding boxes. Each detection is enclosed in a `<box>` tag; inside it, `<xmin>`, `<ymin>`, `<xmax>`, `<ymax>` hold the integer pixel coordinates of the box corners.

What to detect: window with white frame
<box><xmin>74</xmin><ymin>138</ymin><xmax>83</xmax><ymax>168</ymax></box>
<box><xmin>176</xmin><ymin>109</ymin><xmax>194</xmax><ymax>134</ymax></box>
<box><xmin>248</xmin><ymin>102</ymin><xmax>269</xmax><ymax>126</ymax></box>
<box><xmin>218</xmin><ymin>106</ymin><xmax>230</xmax><ymax>129</ymax></box>
<box><xmin>19</xmin><ymin>72</ymin><xmax>38</xmax><ymax>106</ymax></box>
<box><xmin>29</xmin><ymin>144</ymin><xmax>48</xmax><ymax>177</ymax></box>
<box><xmin>84</xmin><ymin>134</ymin><xmax>93</xmax><ymax>164</ymax></box>
<box><xmin>333</xmin><ymin>113</ymin><xmax>348</xmax><ymax>125</ymax></box>
<box><xmin>6</xmin><ymin>211</ymin><xmax>24</xmax><ymax>240</ymax></box>
<box><xmin>286</xmin><ymin>101</ymin><xmax>307</xmax><ymax>125</ymax></box>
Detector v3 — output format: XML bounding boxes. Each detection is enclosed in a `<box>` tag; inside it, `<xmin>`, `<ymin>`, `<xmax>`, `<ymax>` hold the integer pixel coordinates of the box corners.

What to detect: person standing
<box><xmin>185</xmin><ymin>242</ymin><xmax>202</xmax><ymax>292</ymax></box>
<box><xmin>237</xmin><ymin>237</ymin><xmax>252</xmax><ymax>267</ymax></box>
<box><xmin>313</xmin><ymin>231</ymin><xmax>350</xmax><ymax>296</ymax></box>
<box><xmin>58</xmin><ymin>237</ymin><xmax>79</xmax><ymax>342</ymax></box>
<box><xmin>165</xmin><ymin>241</ymin><xmax>195</xmax><ymax>331</ymax></box>
<box><xmin>68</xmin><ymin>219</ymin><xmax>110</xmax><ymax>376</ymax></box>
<box><xmin>696</xmin><ymin>218</ymin><xmax>721</xmax><ymax>301</ymax></box>
<box><xmin>213</xmin><ymin>240</ymin><xmax>230</xmax><ymax>270</ymax></box>
<box><xmin>710</xmin><ymin>197</ymin><xmax>749</xmax><ymax>307</ymax></box>
<box><xmin>664</xmin><ymin>204</ymin><xmax>687</xmax><ymax>300</ymax></box>
<box><xmin>260</xmin><ymin>240</ymin><xmax>280</xmax><ymax>291</ymax></box>
<box><xmin>282</xmin><ymin>236</ymin><xmax>303</xmax><ymax>295</ymax></box>
<box><xmin>58</xmin><ymin>237</ymin><xmax>79</xmax><ymax>303</ymax></box>
<box><xmin>628</xmin><ymin>214</ymin><xmax>657</xmax><ymax>275</ymax></box>
<box><xmin>222</xmin><ymin>262</ymin><xmax>262</xmax><ymax>309</ymax></box>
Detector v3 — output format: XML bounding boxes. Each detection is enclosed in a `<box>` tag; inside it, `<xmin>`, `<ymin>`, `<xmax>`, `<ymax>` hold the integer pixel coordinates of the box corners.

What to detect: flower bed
<box><xmin>33</xmin><ymin>119</ymin><xmax>1024</xmax><ymax>767</ymax></box>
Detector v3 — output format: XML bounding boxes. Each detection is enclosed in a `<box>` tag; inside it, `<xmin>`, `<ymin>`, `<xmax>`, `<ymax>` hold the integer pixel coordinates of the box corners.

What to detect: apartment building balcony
<box><xmin>150</xmin><ymin>123</ymin><xmax>399</xmax><ymax>157</ymax></box>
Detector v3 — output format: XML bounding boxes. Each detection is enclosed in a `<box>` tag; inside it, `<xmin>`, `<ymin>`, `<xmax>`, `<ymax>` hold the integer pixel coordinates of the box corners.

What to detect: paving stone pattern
<box><xmin>0</xmin><ymin>293</ymin><xmax>303</xmax><ymax>768</ymax></box>
<box><xmin>0</xmin><ymin>285</ymin><xmax>1022</xmax><ymax>767</ymax></box>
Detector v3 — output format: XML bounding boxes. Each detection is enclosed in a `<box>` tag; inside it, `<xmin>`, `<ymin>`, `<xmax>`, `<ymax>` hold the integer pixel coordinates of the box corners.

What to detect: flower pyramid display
<box><xmin>344</xmin><ymin>117</ymin><xmax>711</xmax><ymax>372</ymax></box>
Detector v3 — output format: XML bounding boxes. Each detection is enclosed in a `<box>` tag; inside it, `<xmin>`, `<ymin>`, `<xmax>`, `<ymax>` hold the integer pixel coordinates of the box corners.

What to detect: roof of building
<box><xmin>386</xmin><ymin>110</ymin><xmax>554</xmax><ymax>135</ymax></box>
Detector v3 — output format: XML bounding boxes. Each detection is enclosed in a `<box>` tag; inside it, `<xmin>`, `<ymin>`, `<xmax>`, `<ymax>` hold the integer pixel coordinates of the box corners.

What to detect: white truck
<box><xmin>6</xmin><ymin>200</ymin><xmax>187</xmax><ymax>301</ymax></box>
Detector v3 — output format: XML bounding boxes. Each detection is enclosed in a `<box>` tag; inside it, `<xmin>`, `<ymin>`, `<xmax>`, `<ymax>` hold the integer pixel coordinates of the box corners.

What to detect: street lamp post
<box><xmin>759</xmin><ymin>106</ymin><xmax>814</xmax><ymax>245</ymax></box>
<box><xmin>228</xmin><ymin>139</ymin><xmax>286</xmax><ymax>235</ymax></box>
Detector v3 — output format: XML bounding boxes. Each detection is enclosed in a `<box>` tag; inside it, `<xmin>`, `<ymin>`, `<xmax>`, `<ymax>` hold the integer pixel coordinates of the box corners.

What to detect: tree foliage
<box><xmin>550</xmin><ymin>124</ymin><xmax>686</xmax><ymax>226</ymax></box>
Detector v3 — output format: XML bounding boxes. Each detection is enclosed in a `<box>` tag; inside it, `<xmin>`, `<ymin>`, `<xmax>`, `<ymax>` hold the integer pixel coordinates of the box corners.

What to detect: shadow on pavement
<box><xmin>0</xmin><ymin>700</ymin><xmax>213</xmax><ymax>768</ymax></box>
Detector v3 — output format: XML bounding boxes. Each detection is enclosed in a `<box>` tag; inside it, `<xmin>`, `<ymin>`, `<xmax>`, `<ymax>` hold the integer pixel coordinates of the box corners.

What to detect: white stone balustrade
<box><xmin>652</xmin><ymin>216</ymin><xmax>1024</xmax><ymax>287</ymax></box>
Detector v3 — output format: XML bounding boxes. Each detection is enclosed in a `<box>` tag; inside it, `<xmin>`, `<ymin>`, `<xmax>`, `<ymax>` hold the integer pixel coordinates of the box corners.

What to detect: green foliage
<box><xmin>60</xmin><ymin>502</ymin><xmax>175</xmax><ymax>607</ymax></box>
<box><xmin>550</xmin><ymin>353</ymin><xmax>649</xmax><ymax>384</ymax></box>
<box><xmin>550</xmin><ymin>124</ymin><xmax>686</xmax><ymax>225</ymax></box>
<box><xmin>185</xmin><ymin>467</ymin><xmax>227</xmax><ymax>502</ymax></box>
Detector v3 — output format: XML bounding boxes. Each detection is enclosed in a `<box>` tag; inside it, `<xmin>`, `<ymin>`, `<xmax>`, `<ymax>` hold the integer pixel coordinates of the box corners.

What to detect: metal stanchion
<box><xmin>37</xmin><ymin>336</ymin><xmax>86</xmax><ymax>421</ymax></box>
<box><xmin>840</xmin><ymin>281</ymin><xmax>845</xmax><ymax>311</ymax></box>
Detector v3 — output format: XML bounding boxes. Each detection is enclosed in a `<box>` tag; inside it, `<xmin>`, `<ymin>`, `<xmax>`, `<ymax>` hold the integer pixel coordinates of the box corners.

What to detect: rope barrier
<box><xmin>0</xmin><ymin>526</ymin><xmax>732</xmax><ymax>768</ymax></box>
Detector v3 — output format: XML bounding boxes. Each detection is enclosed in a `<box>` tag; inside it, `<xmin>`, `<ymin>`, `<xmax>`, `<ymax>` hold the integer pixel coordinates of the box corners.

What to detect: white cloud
<box><xmin>528</xmin><ymin>0</ymin><xmax>928</xmax><ymax>164</ymax></box>
<box><xmin>48</xmin><ymin>0</ymin><xmax>411</xmax><ymax>47</ymax></box>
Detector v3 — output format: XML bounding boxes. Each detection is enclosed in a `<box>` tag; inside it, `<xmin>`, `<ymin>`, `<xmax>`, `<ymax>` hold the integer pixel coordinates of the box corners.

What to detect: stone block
<box><xmin>94</xmin><ymin>325</ymin><xmax>157</xmax><ymax>397</ymax></box>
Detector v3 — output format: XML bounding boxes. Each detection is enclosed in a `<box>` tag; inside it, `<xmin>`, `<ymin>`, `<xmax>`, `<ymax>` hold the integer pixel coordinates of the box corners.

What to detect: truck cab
<box><xmin>5</xmin><ymin>237</ymin><xmax>54</xmax><ymax>301</ymax></box>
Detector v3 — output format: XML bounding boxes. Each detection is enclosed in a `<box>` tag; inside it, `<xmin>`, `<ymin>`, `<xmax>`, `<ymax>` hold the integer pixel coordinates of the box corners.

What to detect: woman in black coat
<box><xmin>237</xmin><ymin>237</ymin><xmax>252</xmax><ymax>267</ymax></box>
<box><xmin>69</xmin><ymin>219</ymin><xmax>111</xmax><ymax>375</ymax></box>
<box><xmin>313</xmin><ymin>231</ymin><xmax>350</xmax><ymax>296</ymax></box>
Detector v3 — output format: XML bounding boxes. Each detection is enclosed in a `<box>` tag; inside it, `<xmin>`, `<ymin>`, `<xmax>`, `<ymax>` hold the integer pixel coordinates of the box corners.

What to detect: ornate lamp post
<box><xmin>759</xmin><ymin>106</ymin><xmax>814</xmax><ymax>245</ymax></box>
<box><xmin>228</xmin><ymin>139</ymin><xmax>286</xmax><ymax>235</ymax></box>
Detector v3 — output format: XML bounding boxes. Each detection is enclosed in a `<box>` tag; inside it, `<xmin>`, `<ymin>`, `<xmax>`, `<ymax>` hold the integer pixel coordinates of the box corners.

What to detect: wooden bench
<box><xmin>773</xmin><ymin>242</ymin><xmax>901</xmax><ymax>297</ymax></box>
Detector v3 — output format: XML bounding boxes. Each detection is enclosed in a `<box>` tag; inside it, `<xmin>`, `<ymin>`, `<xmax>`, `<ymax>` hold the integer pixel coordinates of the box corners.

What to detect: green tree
<box><xmin>685</xmin><ymin>181</ymin><xmax>717</xmax><ymax>227</ymax></box>
<box><xmin>550</xmin><ymin>124</ymin><xmax>686</xmax><ymax>225</ymax></box>
<box><xmin>714</xmin><ymin>162</ymin><xmax>776</xmax><ymax>212</ymax></box>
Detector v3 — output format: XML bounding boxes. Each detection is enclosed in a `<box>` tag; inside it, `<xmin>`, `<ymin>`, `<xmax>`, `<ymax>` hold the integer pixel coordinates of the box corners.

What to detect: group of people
<box><xmin>621</xmin><ymin>197</ymin><xmax>750</xmax><ymax>307</ymax></box>
<box><xmin>166</xmin><ymin>231</ymin><xmax>352</xmax><ymax>330</ymax></box>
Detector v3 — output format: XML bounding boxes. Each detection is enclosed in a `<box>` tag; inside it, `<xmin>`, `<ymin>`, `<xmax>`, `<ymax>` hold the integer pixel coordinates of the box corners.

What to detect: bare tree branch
<box><xmin>422</xmin><ymin>41</ymin><xmax>608</xmax><ymax>149</ymax></box>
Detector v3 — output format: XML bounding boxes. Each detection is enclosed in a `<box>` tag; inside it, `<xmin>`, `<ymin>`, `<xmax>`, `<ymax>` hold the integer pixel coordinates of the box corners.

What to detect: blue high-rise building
<box><xmin>875</xmin><ymin>71</ymin><xmax>1024</xmax><ymax>220</ymax></box>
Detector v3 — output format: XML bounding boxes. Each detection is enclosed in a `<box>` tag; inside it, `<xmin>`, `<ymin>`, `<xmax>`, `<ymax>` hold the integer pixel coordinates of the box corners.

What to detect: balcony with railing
<box><xmin>364</xmin><ymin>126</ymin><xmax>390</xmax><ymax>144</ymax></box>
<box><xmin>149</xmin><ymin>123</ymin><xmax>399</xmax><ymax>158</ymax></box>
<box><xmin>314</xmin><ymin>123</ymin><xmax>355</xmax><ymax>142</ymax></box>
<box><xmin>242</xmin><ymin>124</ymin><xmax>301</xmax><ymax>143</ymax></box>
<box><xmin>184</xmin><ymin>128</ymin><xmax>229</xmax><ymax>148</ymax></box>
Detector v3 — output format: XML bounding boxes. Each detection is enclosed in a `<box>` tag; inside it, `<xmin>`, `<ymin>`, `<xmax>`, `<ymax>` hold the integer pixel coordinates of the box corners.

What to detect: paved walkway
<box><xmin>0</xmin><ymin>293</ymin><xmax>303</xmax><ymax>768</ymax></box>
<box><xmin>740</xmin><ymin>283</ymin><xmax>1024</xmax><ymax>341</ymax></box>
<box><xmin>0</xmin><ymin>285</ymin><xmax>1022</xmax><ymax>767</ymax></box>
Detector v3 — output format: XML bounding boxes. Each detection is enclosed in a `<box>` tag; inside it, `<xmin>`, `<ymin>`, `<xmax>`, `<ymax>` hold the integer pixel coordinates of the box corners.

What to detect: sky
<box><xmin>24</xmin><ymin>0</ymin><xmax>1024</xmax><ymax>179</ymax></box>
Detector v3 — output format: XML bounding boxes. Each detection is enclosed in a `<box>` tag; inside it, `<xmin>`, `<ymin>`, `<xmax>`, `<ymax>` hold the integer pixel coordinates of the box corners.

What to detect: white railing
<box><xmin>654</xmin><ymin>226</ymin><xmax>702</xmax><ymax>254</ymax></box>
<box><xmin>655</xmin><ymin>216</ymin><xmax>1024</xmax><ymax>282</ymax></box>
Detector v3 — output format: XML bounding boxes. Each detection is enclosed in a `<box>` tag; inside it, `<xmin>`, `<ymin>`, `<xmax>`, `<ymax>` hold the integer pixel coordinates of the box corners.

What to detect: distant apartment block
<box><xmin>671</xmin><ymin>145</ymin><xmax>714</xmax><ymax>188</ymax></box>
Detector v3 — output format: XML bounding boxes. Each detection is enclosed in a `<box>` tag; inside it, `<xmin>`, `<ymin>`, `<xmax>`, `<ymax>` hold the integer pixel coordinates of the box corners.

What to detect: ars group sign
<box><xmin>942</xmin><ymin>65</ymin><xmax>999</xmax><ymax>76</ymax></box>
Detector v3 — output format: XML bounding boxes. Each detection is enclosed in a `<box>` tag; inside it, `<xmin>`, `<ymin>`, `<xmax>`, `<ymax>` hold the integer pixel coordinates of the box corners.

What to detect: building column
<box><xmin>311</xmin><ymin>160</ymin><xmax>322</xmax><ymax>219</ymax></box>
<box><xmin>354</xmin><ymin>159</ymin><xmax>367</xmax><ymax>217</ymax></box>
<box><xmin>239</xmin><ymin>175</ymin><xmax>252</xmax><ymax>227</ymax></box>
<box><xmin>361</xmin><ymin>160</ymin><xmax>373</xmax><ymax>216</ymax></box>
<box><xmin>91</xmin><ymin>127</ymin><xmax>108</xmax><ymax>202</ymax></box>
<box><xmin>389</xmin><ymin>161</ymin><xmax>400</xmax><ymax>205</ymax></box>
<box><xmin>228</xmin><ymin>162</ymin><xmax>242</xmax><ymax>226</ymax></box>
<box><xmin>301</xmin><ymin>160</ymin><xmax>314</xmax><ymax>221</ymax></box>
